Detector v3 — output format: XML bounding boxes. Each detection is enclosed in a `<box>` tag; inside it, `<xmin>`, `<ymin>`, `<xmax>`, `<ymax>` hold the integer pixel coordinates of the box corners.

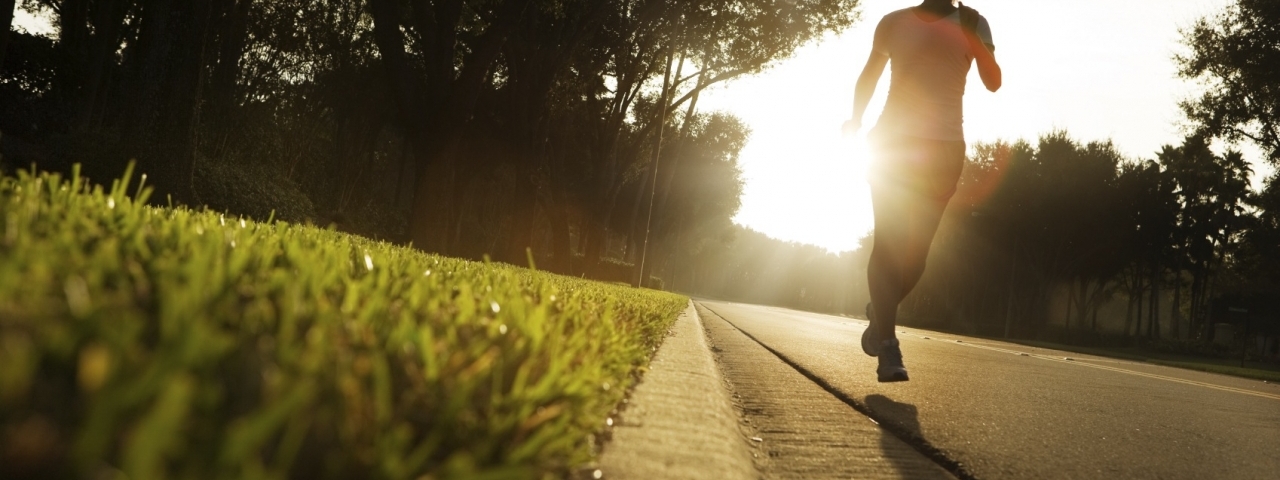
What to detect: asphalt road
<box><xmin>698</xmin><ymin>300</ymin><xmax>1280</xmax><ymax>480</ymax></box>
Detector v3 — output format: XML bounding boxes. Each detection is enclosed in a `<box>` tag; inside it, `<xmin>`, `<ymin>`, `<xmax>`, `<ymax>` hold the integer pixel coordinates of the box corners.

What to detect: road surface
<box><xmin>698</xmin><ymin>300</ymin><xmax>1280</xmax><ymax>480</ymax></box>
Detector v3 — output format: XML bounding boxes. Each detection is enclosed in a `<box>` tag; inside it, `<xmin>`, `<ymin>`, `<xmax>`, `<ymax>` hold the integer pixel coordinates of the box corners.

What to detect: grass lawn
<box><xmin>0</xmin><ymin>165</ymin><xmax>687</xmax><ymax>479</ymax></box>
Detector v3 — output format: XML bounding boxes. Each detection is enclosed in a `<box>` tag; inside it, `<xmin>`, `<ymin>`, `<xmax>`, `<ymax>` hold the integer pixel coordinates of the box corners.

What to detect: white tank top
<box><xmin>872</xmin><ymin>8</ymin><xmax>994</xmax><ymax>141</ymax></box>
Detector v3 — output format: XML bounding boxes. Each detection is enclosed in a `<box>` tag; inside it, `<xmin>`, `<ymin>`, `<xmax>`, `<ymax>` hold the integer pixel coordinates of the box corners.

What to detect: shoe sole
<box><xmin>877</xmin><ymin>371</ymin><xmax>910</xmax><ymax>382</ymax></box>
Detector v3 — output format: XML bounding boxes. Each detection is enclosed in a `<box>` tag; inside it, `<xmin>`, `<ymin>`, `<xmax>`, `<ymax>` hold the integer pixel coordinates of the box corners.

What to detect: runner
<box><xmin>843</xmin><ymin>0</ymin><xmax>1002</xmax><ymax>382</ymax></box>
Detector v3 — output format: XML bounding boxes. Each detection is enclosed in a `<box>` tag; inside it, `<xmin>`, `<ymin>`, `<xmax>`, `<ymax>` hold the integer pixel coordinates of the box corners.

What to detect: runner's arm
<box><xmin>846</xmin><ymin>50</ymin><xmax>889</xmax><ymax>134</ymax></box>
<box><xmin>845</xmin><ymin>17</ymin><xmax>892</xmax><ymax>135</ymax></box>
<box><xmin>968</xmin><ymin>32</ymin><xmax>1000</xmax><ymax>91</ymax></box>
<box><xmin>960</xmin><ymin>7</ymin><xmax>1001</xmax><ymax>92</ymax></box>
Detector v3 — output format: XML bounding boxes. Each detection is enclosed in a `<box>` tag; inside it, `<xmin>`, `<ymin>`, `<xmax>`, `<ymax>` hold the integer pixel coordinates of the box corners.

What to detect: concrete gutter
<box><xmin>595</xmin><ymin>300</ymin><xmax>757</xmax><ymax>480</ymax></box>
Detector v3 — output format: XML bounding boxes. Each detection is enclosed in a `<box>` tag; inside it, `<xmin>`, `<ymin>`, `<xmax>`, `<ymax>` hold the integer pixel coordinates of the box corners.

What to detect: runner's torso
<box><xmin>873</xmin><ymin>8</ymin><xmax>994</xmax><ymax>141</ymax></box>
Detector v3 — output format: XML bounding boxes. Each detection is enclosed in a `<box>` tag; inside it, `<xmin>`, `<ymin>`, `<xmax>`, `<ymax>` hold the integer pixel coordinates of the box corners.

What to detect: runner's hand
<box><xmin>958</xmin><ymin>2</ymin><xmax>980</xmax><ymax>34</ymax></box>
<box><xmin>842</xmin><ymin>119</ymin><xmax>862</xmax><ymax>136</ymax></box>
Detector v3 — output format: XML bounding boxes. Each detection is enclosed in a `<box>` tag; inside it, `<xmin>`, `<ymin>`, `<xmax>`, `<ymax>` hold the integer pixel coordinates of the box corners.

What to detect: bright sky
<box><xmin>698</xmin><ymin>0</ymin><xmax>1268</xmax><ymax>253</ymax></box>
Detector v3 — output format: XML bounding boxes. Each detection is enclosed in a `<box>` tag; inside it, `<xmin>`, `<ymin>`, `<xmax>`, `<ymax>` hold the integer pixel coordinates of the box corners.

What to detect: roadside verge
<box><xmin>596</xmin><ymin>301</ymin><xmax>757</xmax><ymax>480</ymax></box>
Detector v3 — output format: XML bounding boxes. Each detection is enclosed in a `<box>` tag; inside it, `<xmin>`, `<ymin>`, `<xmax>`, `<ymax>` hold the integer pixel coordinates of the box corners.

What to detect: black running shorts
<box><xmin>867</xmin><ymin>134</ymin><xmax>966</xmax><ymax>203</ymax></box>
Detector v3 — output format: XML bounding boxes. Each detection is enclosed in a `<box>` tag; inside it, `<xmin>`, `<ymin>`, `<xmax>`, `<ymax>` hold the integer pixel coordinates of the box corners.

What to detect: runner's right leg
<box><xmin>867</xmin><ymin>182</ymin><xmax>910</xmax><ymax>345</ymax></box>
<box><xmin>865</xmin><ymin>137</ymin><xmax>963</xmax><ymax>349</ymax></box>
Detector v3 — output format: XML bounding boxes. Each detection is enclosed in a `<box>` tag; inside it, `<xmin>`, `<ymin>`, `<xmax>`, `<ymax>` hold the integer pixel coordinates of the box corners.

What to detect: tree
<box><xmin>2</xmin><ymin>0</ymin><xmax>861</xmax><ymax>283</ymax></box>
<box><xmin>987</xmin><ymin>133</ymin><xmax>1126</xmax><ymax>334</ymax></box>
<box><xmin>0</xmin><ymin>0</ymin><xmax>17</xmax><ymax>69</ymax></box>
<box><xmin>120</xmin><ymin>0</ymin><xmax>219</xmax><ymax>203</ymax></box>
<box><xmin>361</xmin><ymin>0</ymin><xmax>859</xmax><ymax>268</ymax></box>
<box><xmin>644</xmin><ymin>112</ymin><xmax>747</xmax><ymax>285</ymax></box>
<box><xmin>681</xmin><ymin>225</ymin><xmax>867</xmax><ymax>314</ymax></box>
<box><xmin>1178</xmin><ymin>0</ymin><xmax>1280</xmax><ymax>164</ymax></box>
<box><xmin>1241</xmin><ymin>175</ymin><xmax>1280</xmax><ymax>284</ymax></box>
<box><xmin>1161</xmin><ymin>136</ymin><xmax>1253</xmax><ymax>340</ymax></box>
<box><xmin>1114</xmin><ymin>159</ymin><xmax>1177</xmax><ymax>338</ymax></box>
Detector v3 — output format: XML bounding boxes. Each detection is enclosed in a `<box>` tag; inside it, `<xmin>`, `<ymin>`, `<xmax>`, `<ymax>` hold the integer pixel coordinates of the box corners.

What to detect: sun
<box><xmin>730</xmin><ymin>124</ymin><xmax>877</xmax><ymax>253</ymax></box>
<box><xmin>700</xmin><ymin>31</ymin><xmax>882</xmax><ymax>253</ymax></box>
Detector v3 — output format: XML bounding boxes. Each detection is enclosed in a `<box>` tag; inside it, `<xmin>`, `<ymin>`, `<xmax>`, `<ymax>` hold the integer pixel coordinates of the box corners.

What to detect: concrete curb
<box><xmin>596</xmin><ymin>300</ymin><xmax>756</xmax><ymax>480</ymax></box>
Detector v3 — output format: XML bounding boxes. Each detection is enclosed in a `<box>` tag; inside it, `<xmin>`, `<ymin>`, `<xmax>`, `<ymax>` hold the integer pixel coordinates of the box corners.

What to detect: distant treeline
<box><xmin>677</xmin><ymin>226</ymin><xmax>870</xmax><ymax>313</ymax></box>
<box><xmin>680</xmin><ymin>131</ymin><xmax>1279</xmax><ymax>346</ymax></box>
<box><xmin>674</xmin><ymin>0</ymin><xmax>1280</xmax><ymax>346</ymax></box>
<box><xmin>906</xmin><ymin>132</ymin><xmax>1277</xmax><ymax>342</ymax></box>
<box><xmin>0</xmin><ymin>0</ymin><xmax>859</xmax><ymax>282</ymax></box>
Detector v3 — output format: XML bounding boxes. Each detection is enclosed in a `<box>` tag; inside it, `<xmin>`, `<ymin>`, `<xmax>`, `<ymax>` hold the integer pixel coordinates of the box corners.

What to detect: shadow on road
<box><xmin>865</xmin><ymin>394</ymin><xmax>933</xmax><ymax>478</ymax></box>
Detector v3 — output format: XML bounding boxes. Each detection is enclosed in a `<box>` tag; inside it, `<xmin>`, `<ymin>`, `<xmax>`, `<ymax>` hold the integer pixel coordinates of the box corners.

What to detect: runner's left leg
<box><xmin>866</xmin><ymin>138</ymin><xmax>964</xmax><ymax>343</ymax></box>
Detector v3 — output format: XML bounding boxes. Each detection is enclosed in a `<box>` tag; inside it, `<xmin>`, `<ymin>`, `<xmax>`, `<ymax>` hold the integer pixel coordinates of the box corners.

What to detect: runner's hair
<box><xmin>918</xmin><ymin>0</ymin><xmax>958</xmax><ymax>17</ymax></box>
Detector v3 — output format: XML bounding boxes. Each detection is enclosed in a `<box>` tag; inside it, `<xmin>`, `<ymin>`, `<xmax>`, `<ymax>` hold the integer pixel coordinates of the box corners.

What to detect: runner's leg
<box><xmin>895</xmin><ymin>191</ymin><xmax>951</xmax><ymax>295</ymax></box>
<box><xmin>867</xmin><ymin>139</ymin><xmax>964</xmax><ymax>342</ymax></box>
<box><xmin>868</xmin><ymin>181</ymin><xmax>911</xmax><ymax>342</ymax></box>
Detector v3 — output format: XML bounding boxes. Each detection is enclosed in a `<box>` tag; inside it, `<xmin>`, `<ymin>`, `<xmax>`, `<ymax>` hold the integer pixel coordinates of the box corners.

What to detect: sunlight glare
<box><xmin>702</xmin><ymin>0</ymin><xmax>1243</xmax><ymax>254</ymax></box>
<box><xmin>701</xmin><ymin>23</ymin><xmax>884</xmax><ymax>253</ymax></box>
<box><xmin>730</xmin><ymin>121</ymin><xmax>875</xmax><ymax>254</ymax></box>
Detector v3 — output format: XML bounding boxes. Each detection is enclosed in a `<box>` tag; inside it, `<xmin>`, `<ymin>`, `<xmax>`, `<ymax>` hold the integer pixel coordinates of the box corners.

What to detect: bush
<box><xmin>194</xmin><ymin>157</ymin><xmax>317</xmax><ymax>224</ymax></box>
<box><xmin>592</xmin><ymin>259</ymin><xmax>634</xmax><ymax>285</ymax></box>
<box><xmin>645</xmin><ymin>275</ymin><xmax>665</xmax><ymax>291</ymax></box>
<box><xmin>1146</xmin><ymin>338</ymin><xmax>1233</xmax><ymax>357</ymax></box>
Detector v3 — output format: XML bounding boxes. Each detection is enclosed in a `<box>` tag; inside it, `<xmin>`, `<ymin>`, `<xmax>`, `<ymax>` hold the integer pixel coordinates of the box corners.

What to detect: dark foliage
<box><xmin>1178</xmin><ymin>0</ymin><xmax>1280</xmax><ymax>164</ymax></box>
<box><xmin>0</xmin><ymin>0</ymin><xmax>858</xmax><ymax>283</ymax></box>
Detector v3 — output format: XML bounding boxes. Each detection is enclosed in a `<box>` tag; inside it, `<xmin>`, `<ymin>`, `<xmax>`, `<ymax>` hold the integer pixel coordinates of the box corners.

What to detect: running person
<box><xmin>843</xmin><ymin>0</ymin><xmax>1002</xmax><ymax>382</ymax></box>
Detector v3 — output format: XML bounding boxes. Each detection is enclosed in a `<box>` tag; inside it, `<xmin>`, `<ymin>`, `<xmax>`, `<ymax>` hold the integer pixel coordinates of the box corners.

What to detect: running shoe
<box><xmin>877</xmin><ymin>338</ymin><xmax>909</xmax><ymax>382</ymax></box>
<box><xmin>861</xmin><ymin>302</ymin><xmax>879</xmax><ymax>357</ymax></box>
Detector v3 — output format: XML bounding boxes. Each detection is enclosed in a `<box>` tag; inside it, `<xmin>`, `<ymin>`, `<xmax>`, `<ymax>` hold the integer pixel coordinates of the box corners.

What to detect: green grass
<box><xmin>0</xmin><ymin>165</ymin><xmax>687</xmax><ymax>479</ymax></box>
<box><xmin>1002</xmin><ymin>339</ymin><xmax>1280</xmax><ymax>383</ymax></box>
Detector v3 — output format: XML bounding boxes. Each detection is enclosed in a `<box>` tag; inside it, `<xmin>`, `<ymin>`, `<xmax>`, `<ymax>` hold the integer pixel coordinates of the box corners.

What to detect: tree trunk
<box><xmin>369</xmin><ymin>0</ymin><xmax>449</xmax><ymax>253</ymax></box>
<box><xmin>1134</xmin><ymin>271</ymin><xmax>1145</xmax><ymax>337</ymax></box>
<box><xmin>1090</xmin><ymin>282</ymin><xmax>1099</xmax><ymax>333</ymax></box>
<box><xmin>71</xmin><ymin>0</ymin><xmax>130</xmax><ymax>131</ymax></box>
<box><xmin>1147</xmin><ymin>265</ymin><xmax>1160</xmax><ymax>339</ymax></box>
<box><xmin>392</xmin><ymin>141</ymin><xmax>415</xmax><ymax>214</ymax></box>
<box><xmin>1193</xmin><ymin>262</ymin><xmax>1216</xmax><ymax>341</ymax></box>
<box><xmin>0</xmin><ymin>0</ymin><xmax>19</xmax><ymax>71</ymax></box>
<box><xmin>505</xmin><ymin>165</ymin><xmax>539</xmax><ymax>265</ymax></box>
<box><xmin>1063</xmin><ymin>284</ymin><xmax>1073</xmax><ymax>338</ymax></box>
<box><xmin>119</xmin><ymin>0</ymin><xmax>214</xmax><ymax>205</ymax></box>
<box><xmin>1078</xmin><ymin>279</ymin><xmax>1091</xmax><ymax>333</ymax></box>
<box><xmin>55</xmin><ymin>0</ymin><xmax>91</xmax><ymax>103</ymax></box>
<box><xmin>546</xmin><ymin>198</ymin><xmax>575</xmax><ymax>274</ymax></box>
<box><xmin>654</xmin><ymin>58</ymin><xmax>702</xmax><ymax>222</ymax></box>
<box><xmin>395</xmin><ymin>0</ymin><xmax>525</xmax><ymax>255</ymax></box>
<box><xmin>1200</xmin><ymin>270</ymin><xmax>1216</xmax><ymax>341</ymax></box>
<box><xmin>583</xmin><ymin>221</ymin><xmax>607</xmax><ymax>276</ymax></box>
<box><xmin>205</xmin><ymin>0</ymin><xmax>252</xmax><ymax>136</ymax></box>
<box><xmin>1171</xmin><ymin>273</ymin><xmax>1182</xmax><ymax>340</ymax></box>
<box><xmin>1092</xmin><ymin>299</ymin><xmax>1100</xmax><ymax>333</ymax></box>
<box><xmin>1124</xmin><ymin>273</ymin><xmax>1136</xmax><ymax>338</ymax></box>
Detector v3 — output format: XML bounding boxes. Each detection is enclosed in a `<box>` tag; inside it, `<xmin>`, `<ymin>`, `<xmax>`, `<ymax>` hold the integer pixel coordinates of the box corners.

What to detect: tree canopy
<box><xmin>1178</xmin><ymin>0</ymin><xmax>1280</xmax><ymax>164</ymax></box>
<box><xmin>0</xmin><ymin>0</ymin><xmax>860</xmax><ymax>279</ymax></box>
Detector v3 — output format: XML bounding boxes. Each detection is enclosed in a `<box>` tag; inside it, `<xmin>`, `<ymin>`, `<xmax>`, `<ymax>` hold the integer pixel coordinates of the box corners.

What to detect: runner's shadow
<box><xmin>865</xmin><ymin>394</ymin><xmax>938</xmax><ymax>478</ymax></box>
